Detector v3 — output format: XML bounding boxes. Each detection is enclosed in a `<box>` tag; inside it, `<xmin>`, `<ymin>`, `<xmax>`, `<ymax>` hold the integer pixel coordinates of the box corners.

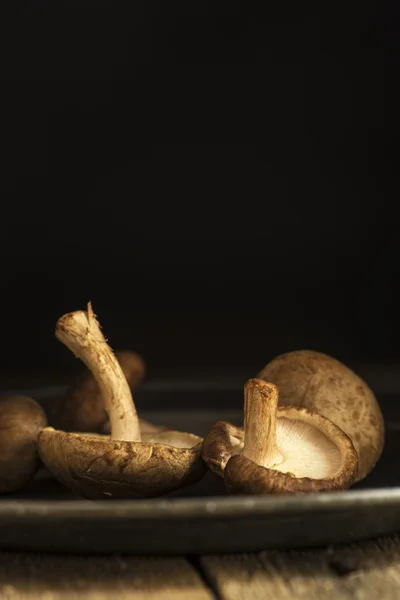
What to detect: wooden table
<box><xmin>1</xmin><ymin>535</ymin><xmax>400</xmax><ymax>599</ymax></box>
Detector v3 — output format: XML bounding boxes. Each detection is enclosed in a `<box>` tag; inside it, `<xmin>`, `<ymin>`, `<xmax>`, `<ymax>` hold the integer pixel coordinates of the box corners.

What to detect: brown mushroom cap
<box><xmin>0</xmin><ymin>396</ymin><xmax>48</xmax><ymax>493</ymax></box>
<box><xmin>257</xmin><ymin>350</ymin><xmax>384</xmax><ymax>481</ymax></box>
<box><xmin>201</xmin><ymin>420</ymin><xmax>244</xmax><ymax>477</ymax></box>
<box><xmin>52</xmin><ymin>350</ymin><xmax>146</xmax><ymax>434</ymax></box>
<box><xmin>42</xmin><ymin>304</ymin><xmax>206</xmax><ymax>499</ymax></box>
<box><xmin>202</xmin><ymin>379</ymin><xmax>358</xmax><ymax>495</ymax></box>
<box><xmin>38</xmin><ymin>428</ymin><xmax>205</xmax><ymax>499</ymax></box>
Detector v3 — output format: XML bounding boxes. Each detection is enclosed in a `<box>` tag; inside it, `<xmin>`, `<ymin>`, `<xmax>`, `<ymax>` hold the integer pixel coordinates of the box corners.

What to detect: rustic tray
<box><xmin>1</xmin><ymin>379</ymin><xmax>399</xmax><ymax>555</ymax></box>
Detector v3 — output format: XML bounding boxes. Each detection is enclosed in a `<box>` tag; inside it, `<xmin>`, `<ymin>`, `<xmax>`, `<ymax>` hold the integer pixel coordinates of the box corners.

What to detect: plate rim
<box><xmin>2</xmin><ymin>487</ymin><xmax>400</xmax><ymax>520</ymax></box>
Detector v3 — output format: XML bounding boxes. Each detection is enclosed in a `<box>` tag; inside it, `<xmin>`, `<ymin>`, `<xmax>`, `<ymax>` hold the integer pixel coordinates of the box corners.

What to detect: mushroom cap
<box><xmin>257</xmin><ymin>350</ymin><xmax>384</xmax><ymax>481</ymax></box>
<box><xmin>38</xmin><ymin>428</ymin><xmax>206</xmax><ymax>499</ymax></box>
<box><xmin>201</xmin><ymin>421</ymin><xmax>244</xmax><ymax>477</ymax></box>
<box><xmin>0</xmin><ymin>396</ymin><xmax>48</xmax><ymax>493</ymax></box>
<box><xmin>52</xmin><ymin>350</ymin><xmax>146</xmax><ymax>433</ymax></box>
<box><xmin>202</xmin><ymin>407</ymin><xmax>358</xmax><ymax>494</ymax></box>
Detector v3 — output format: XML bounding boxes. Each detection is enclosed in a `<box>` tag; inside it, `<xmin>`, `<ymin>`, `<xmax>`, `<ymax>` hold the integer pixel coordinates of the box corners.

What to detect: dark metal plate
<box><xmin>1</xmin><ymin>382</ymin><xmax>399</xmax><ymax>555</ymax></box>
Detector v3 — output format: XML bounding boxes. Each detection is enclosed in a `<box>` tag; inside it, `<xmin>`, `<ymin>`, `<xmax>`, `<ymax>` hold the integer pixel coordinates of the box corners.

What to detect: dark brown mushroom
<box><xmin>38</xmin><ymin>304</ymin><xmax>205</xmax><ymax>499</ymax></box>
<box><xmin>0</xmin><ymin>396</ymin><xmax>48</xmax><ymax>493</ymax></box>
<box><xmin>51</xmin><ymin>349</ymin><xmax>164</xmax><ymax>436</ymax></box>
<box><xmin>257</xmin><ymin>350</ymin><xmax>384</xmax><ymax>481</ymax></box>
<box><xmin>202</xmin><ymin>378</ymin><xmax>358</xmax><ymax>495</ymax></box>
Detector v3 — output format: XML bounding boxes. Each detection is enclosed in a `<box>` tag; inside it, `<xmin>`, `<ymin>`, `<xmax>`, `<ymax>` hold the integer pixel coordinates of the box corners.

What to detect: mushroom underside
<box><xmin>38</xmin><ymin>428</ymin><xmax>206</xmax><ymax>499</ymax></box>
<box><xmin>257</xmin><ymin>350</ymin><xmax>385</xmax><ymax>482</ymax></box>
<box><xmin>224</xmin><ymin>452</ymin><xmax>356</xmax><ymax>495</ymax></box>
<box><xmin>262</xmin><ymin>416</ymin><xmax>342</xmax><ymax>478</ymax></box>
<box><xmin>102</xmin><ymin>418</ymin><xmax>167</xmax><ymax>435</ymax></box>
<box><xmin>202</xmin><ymin>407</ymin><xmax>358</xmax><ymax>493</ymax></box>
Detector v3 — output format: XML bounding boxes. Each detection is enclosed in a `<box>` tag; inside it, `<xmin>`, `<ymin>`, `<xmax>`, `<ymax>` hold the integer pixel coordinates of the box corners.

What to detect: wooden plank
<box><xmin>201</xmin><ymin>535</ymin><xmax>400</xmax><ymax>600</ymax></box>
<box><xmin>0</xmin><ymin>554</ymin><xmax>215</xmax><ymax>600</ymax></box>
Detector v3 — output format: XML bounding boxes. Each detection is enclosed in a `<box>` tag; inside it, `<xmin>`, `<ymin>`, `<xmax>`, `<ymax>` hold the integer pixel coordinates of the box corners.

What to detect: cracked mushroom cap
<box><xmin>52</xmin><ymin>350</ymin><xmax>147</xmax><ymax>434</ymax></box>
<box><xmin>0</xmin><ymin>396</ymin><xmax>48</xmax><ymax>493</ymax></box>
<box><xmin>38</xmin><ymin>428</ymin><xmax>205</xmax><ymax>499</ymax></box>
<box><xmin>202</xmin><ymin>379</ymin><xmax>358</xmax><ymax>495</ymax></box>
<box><xmin>257</xmin><ymin>350</ymin><xmax>384</xmax><ymax>481</ymax></box>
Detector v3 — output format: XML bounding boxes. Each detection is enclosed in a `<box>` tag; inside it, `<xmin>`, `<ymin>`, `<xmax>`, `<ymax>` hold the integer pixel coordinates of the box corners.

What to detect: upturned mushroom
<box><xmin>257</xmin><ymin>350</ymin><xmax>384</xmax><ymax>481</ymax></box>
<box><xmin>0</xmin><ymin>396</ymin><xmax>48</xmax><ymax>493</ymax></box>
<box><xmin>202</xmin><ymin>378</ymin><xmax>358</xmax><ymax>495</ymax></box>
<box><xmin>51</xmin><ymin>349</ymin><xmax>164</xmax><ymax>436</ymax></box>
<box><xmin>38</xmin><ymin>304</ymin><xmax>205</xmax><ymax>499</ymax></box>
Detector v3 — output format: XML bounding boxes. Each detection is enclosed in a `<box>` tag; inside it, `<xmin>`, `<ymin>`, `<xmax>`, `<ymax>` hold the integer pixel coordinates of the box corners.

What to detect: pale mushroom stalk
<box><xmin>55</xmin><ymin>303</ymin><xmax>141</xmax><ymax>442</ymax></box>
<box><xmin>243</xmin><ymin>380</ymin><xmax>283</xmax><ymax>468</ymax></box>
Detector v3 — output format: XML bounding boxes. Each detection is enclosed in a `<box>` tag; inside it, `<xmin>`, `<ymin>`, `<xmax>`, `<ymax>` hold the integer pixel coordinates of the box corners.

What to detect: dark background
<box><xmin>1</xmin><ymin>2</ymin><xmax>397</xmax><ymax>383</ymax></box>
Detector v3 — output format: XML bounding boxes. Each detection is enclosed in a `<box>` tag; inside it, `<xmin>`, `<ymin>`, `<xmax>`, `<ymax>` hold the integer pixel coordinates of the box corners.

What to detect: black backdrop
<box><xmin>1</xmin><ymin>3</ymin><xmax>397</xmax><ymax>380</ymax></box>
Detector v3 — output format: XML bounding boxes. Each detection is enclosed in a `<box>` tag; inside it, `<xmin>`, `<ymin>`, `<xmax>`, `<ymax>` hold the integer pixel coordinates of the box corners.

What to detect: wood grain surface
<box><xmin>1</xmin><ymin>536</ymin><xmax>400</xmax><ymax>599</ymax></box>
<box><xmin>0</xmin><ymin>554</ymin><xmax>214</xmax><ymax>600</ymax></box>
<box><xmin>201</xmin><ymin>535</ymin><xmax>400</xmax><ymax>600</ymax></box>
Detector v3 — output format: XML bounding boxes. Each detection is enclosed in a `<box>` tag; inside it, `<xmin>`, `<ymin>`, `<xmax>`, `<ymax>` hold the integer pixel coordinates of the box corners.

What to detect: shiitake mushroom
<box><xmin>0</xmin><ymin>395</ymin><xmax>47</xmax><ymax>493</ymax></box>
<box><xmin>202</xmin><ymin>379</ymin><xmax>358</xmax><ymax>495</ymax></box>
<box><xmin>38</xmin><ymin>304</ymin><xmax>206</xmax><ymax>499</ymax></box>
<box><xmin>258</xmin><ymin>350</ymin><xmax>384</xmax><ymax>481</ymax></box>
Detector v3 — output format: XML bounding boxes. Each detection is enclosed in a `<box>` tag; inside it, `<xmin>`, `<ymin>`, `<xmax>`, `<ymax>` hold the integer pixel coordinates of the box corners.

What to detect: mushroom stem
<box><xmin>55</xmin><ymin>303</ymin><xmax>141</xmax><ymax>442</ymax></box>
<box><xmin>243</xmin><ymin>379</ymin><xmax>283</xmax><ymax>468</ymax></box>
